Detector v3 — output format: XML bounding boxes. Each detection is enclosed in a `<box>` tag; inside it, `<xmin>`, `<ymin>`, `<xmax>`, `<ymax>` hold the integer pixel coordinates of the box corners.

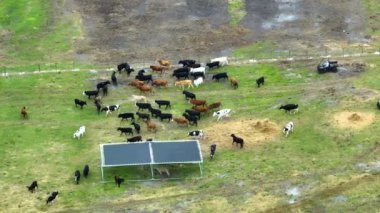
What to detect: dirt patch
<box><xmin>202</xmin><ymin>118</ymin><xmax>280</xmax><ymax>150</ymax></box>
<box><xmin>332</xmin><ymin>111</ymin><xmax>375</xmax><ymax>130</ymax></box>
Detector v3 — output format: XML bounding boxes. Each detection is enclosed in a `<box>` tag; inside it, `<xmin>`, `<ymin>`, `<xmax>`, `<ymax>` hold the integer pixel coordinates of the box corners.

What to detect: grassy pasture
<box><xmin>0</xmin><ymin>59</ymin><xmax>379</xmax><ymax>212</ymax></box>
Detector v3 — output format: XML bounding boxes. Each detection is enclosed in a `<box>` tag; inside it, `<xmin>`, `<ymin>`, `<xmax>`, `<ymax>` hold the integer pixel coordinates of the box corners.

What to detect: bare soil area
<box><xmin>332</xmin><ymin>111</ymin><xmax>375</xmax><ymax>130</ymax></box>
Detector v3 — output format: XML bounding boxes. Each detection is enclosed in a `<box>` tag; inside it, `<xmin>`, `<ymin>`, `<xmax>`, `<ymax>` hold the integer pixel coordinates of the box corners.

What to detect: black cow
<box><xmin>83</xmin><ymin>90</ymin><xmax>99</xmax><ymax>99</ymax></box>
<box><xmin>377</xmin><ymin>101</ymin><xmax>380</xmax><ymax>109</ymax></box>
<box><xmin>206</xmin><ymin>61</ymin><xmax>220</xmax><ymax>69</ymax></box>
<box><xmin>114</xmin><ymin>176</ymin><xmax>124</xmax><ymax>187</ymax></box>
<box><xmin>111</xmin><ymin>71</ymin><xmax>117</xmax><ymax>86</ymax></box>
<box><xmin>279</xmin><ymin>104</ymin><xmax>299</xmax><ymax>114</ymax></box>
<box><xmin>83</xmin><ymin>165</ymin><xmax>89</xmax><ymax>178</ymax></box>
<box><xmin>158</xmin><ymin>113</ymin><xmax>173</xmax><ymax>122</ymax></box>
<box><xmin>96</xmin><ymin>81</ymin><xmax>111</xmax><ymax>91</ymax></box>
<box><xmin>190</xmin><ymin>72</ymin><xmax>205</xmax><ymax>79</ymax></box>
<box><xmin>102</xmin><ymin>85</ymin><xmax>108</xmax><ymax>96</ymax></box>
<box><xmin>131</xmin><ymin>122</ymin><xmax>141</xmax><ymax>134</ymax></box>
<box><xmin>149</xmin><ymin>107</ymin><xmax>162</xmax><ymax>118</ymax></box>
<box><xmin>46</xmin><ymin>191</ymin><xmax>59</xmax><ymax>204</ymax></box>
<box><xmin>256</xmin><ymin>76</ymin><xmax>265</xmax><ymax>87</ymax></box>
<box><xmin>137</xmin><ymin>69</ymin><xmax>146</xmax><ymax>76</ymax></box>
<box><xmin>188</xmin><ymin>130</ymin><xmax>203</xmax><ymax>138</ymax></box>
<box><xmin>185</xmin><ymin>109</ymin><xmax>201</xmax><ymax>120</ymax></box>
<box><xmin>173</xmin><ymin>72</ymin><xmax>189</xmax><ymax>80</ymax></box>
<box><xmin>101</xmin><ymin>105</ymin><xmax>120</xmax><ymax>116</ymax></box>
<box><xmin>183</xmin><ymin>113</ymin><xmax>198</xmax><ymax>126</ymax></box>
<box><xmin>135</xmin><ymin>74</ymin><xmax>153</xmax><ymax>83</ymax></box>
<box><xmin>155</xmin><ymin>100</ymin><xmax>171</xmax><ymax>109</ymax></box>
<box><xmin>210</xmin><ymin>144</ymin><xmax>217</xmax><ymax>159</ymax></box>
<box><xmin>135</xmin><ymin>102</ymin><xmax>151</xmax><ymax>111</ymax></box>
<box><xmin>127</xmin><ymin>135</ymin><xmax>142</xmax><ymax>142</ymax></box>
<box><xmin>117</xmin><ymin>63</ymin><xmax>134</xmax><ymax>76</ymax></box>
<box><xmin>136</xmin><ymin>112</ymin><xmax>150</xmax><ymax>121</ymax></box>
<box><xmin>74</xmin><ymin>170</ymin><xmax>81</xmax><ymax>184</ymax></box>
<box><xmin>117</xmin><ymin>127</ymin><xmax>134</xmax><ymax>136</ymax></box>
<box><xmin>94</xmin><ymin>100</ymin><xmax>101</xmax><ymax>115</ymax></box>
<box><xmin>173</xmin><ymin>67</ymin><xmax>190</xmax><ymax>75</ymax></box>
<box><xmin>182</xmin><ymin>91</ymin><xmax>196</xmax><ymax>100</ymax></box>
<box><xmin>231</xmin><ymin>134</ymin><xmax>244</xmax><ymax>148</ymax></box>
<box><xmin>212</xmin><ymin>72</ymin><xmax>228</xmax><ymax>81</ymax></box>
<box><xmin>118</xmin><ymin>112</ymin><xmax>135</xmax><ymax>121</ymax></box>
<box><xmin>27</xmin><ymin>181</ymin><xmax>38</xmax><ymax>193</ymax></box>
<box><xmin>74</xmin><ymin>99</ymin><xmax>87</xmax><ymax>109</ymax></box>
<box><xmin>187</xmin><ymin>63</ymin><xmax>201</xmax><ymax>68</ymax></box>
<box><xmin>178</xmin><ymin>60</ymin><xmax>196</xmax><ymax>66</ymax></box>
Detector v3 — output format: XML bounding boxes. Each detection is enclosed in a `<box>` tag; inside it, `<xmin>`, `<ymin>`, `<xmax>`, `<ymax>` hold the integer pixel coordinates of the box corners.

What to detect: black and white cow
<box><xmin>213</xmin><ymin>109</ymin><xmax>232</xmax><ymax>121</ymax></box>
<box><xmin>155</xmin><ymin>100</ymin><xmax>171</xmax><ymax>109</ymax></box>
<box><xmin>101</xmin><ymin>105</ymin><xmax>120</xmax><ymax>116</ymax></box>
<box><xmin>74</xmin><ymin>170</ymin><xmax>81</xmax><ymax>184</ymax></box>
<box><xmin>282</xmin><ymin>121</ymin><xmax>294</xmax><ymax>137</ymax></box>
<box><xmin>279</xmin><ymin>104</ymin><xmax>299</xmax><ymax>114</ymax></box>
<box><xmin>27</xmin><ymin>180</ymin><xmax>38</xmax><ymax>193</ymax></box>
<box><xmin>127</xmin><ymin>135</ymin><xmax>142</xmax><ymax>142</ymax></box>
<box><xmin>210</xmin><ymin>144</ymin><xmax>217</xmax><ymax>159</ymax></box>
<box><xmin>118</xmin><ymin>112</ymin><xmax>135</xmax><ymax>121</ymax></box>
<box><xmin>188</xmin><ymin>130</ymin><xmax>203</xmax><ymax>138</ymax></box>
<box><xmin>83</xmin><ymin>90</ymin><xmax>99</xmax><ymax>99</ymax></box>
<box><xmin>117</xmin><ymin>127</ymin><xmax>134</xmax><ymax>136</ymax></box>
<box><xmin>74</xmin><ymin>99</ymin><xmax>87</xmax><ymax>109</ymax></box>
<box><xmin>46</xmin><ymin>191</ymin><xmax>59</xmax><ymax>204</ymax></box>
<box><xmin>256</xmin><ymin>76</ymin><xmax>265</xmax><ymax>87</ymax></box>
<box><xmin>83</xmin><ymin>165</ymin><xmax>89</xmax><ymax>178</ymax></box>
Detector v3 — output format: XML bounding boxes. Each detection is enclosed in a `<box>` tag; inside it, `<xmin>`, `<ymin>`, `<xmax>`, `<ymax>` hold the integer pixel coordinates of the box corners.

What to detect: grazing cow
<box><xmin>136</xmin><ymin>112</ymin><xmax>150</xmax><ymax>121</ymax></box>
<box><xmin>155</xmin><ymin>100</ymin><xmax>171</xmax><ymax>109</ymax></box>
<box><xmin>158</xmin><ymin>113</ymin><xmax>173</xmax><ymax>122</ymax></box>
<box><xmin>178</xmin><ymin>60</ymin><xmax>196</xmax><ymax>67</ymax></box>
<box><xmin>256</xmin><ymin>76</ymin><xmax>265</xmax><ymax>87</ymax></box>
<box><xmin>117</xmin><ymin>127</ymin><xmax>134</xmax><ymax>136</ymax></box>
<box><xmin>207</xmin><ymin>102</ymin><xmax>221</xmax><ymax>111</ymax></box>
<box><xmin>190</xmin><ymin>67</ymin><xmax>206</xmax><ymax>74</ymax></box>
<box><xmin>173</xmin><ymin>117</ymin><xmax>189</xmax><ymax>126</ymax></box>
<box><xmin>154</xmin><ymin>167</ymin><xmax>170</xmax><ymax>177</ymax></box>
<box><xmin>94</xmin><ymin>100</ymin><xmax>101</xmax><ymax>115</ymax></box>
<box><xmin>21</xmin><ymin>106</ymin><xmax>28</xmax><ymax>119</ymax></box>
<box><xmin>173</xmin><ymin>72</ymin><xmax>190</xmax><ymax>80</ymax></box>
<box><xmin>188</xmin><ymin>130</ymin><xmax>203</xmax><ymax>138</ymax></box>
<box><xmin>187</xmin><ymin>63</ymin><xmax>201</xmax><ymax>68</ymax></box>
<box><xmin>193</xmin><ymin>77</ymin><xmax>204</xmax><ymax>87</ymax></box>
<box><xmin>127</xmin><ymin>135</ymin><xmax>142</xmax><ymax>142</ymax></box>
<box><xmin>231</xmin><ymin>134</ymin><xmax>244</xmax><ymax>148</ymax></box>
<box><xmin>131</xmin><ymin>122</ymin><xmax>141</xmax><ymax>134</ymax></box>
<box><xmin>212</xmin><ymin>72</ymin><xmax>228</xmax><ymax>81</ymax></box>
<box><xmin>283</xmin><ymin>121</ymin><xmax>294</xmax><ymax>137</ymax></box>
<box><xmin>83</xmin><ymin>90</ymin><xmax>99</xmax><ymax>99</ymax></box>
<box><xmin>152</xmin><ymin>79</ymin><xmax>168</xmax><ymax>88</ymax></box>
<box><xmin>118</xmin><ymin>112</ymin><xmax>135</xmax><ymax>121</ymax></box>
<box><xmin>158</xmin><ymin>59</ymin><xmax>171</xmax><ymax>67</ymax></box>
<box><xmin>183</xmin><ymin>113</ymin><xmax>198</xmax><ymax>126</ymax></box>
<box><xmin>74</xmin><ymin>170</ymin><xmax>81</xmax><ymax>184</ymax></box>
<box><xmin>206</xmin><ymin>61</ymin><xmax>220</xmax><ymax>69</ymax></box>
<box><xmin>114</xmin><ymin>176</ymin><xmax>124</xmax><ymax>187</ymax></box>
<box><xmin>150</xmin><ymin>65</ymin><xmax>168</xmax><ymax>75</ymax></box>
<box><xmin>145</xmin><ymin>120</ymin><xmax>157</xmax><ymax>132</ymax></box>
<box><xmin>135</xmin><ymin>74</ymin><xmax>153</xmax><ymax>83</ymax></box>
<box><xmin>132</xmin><ymin>95</ymin><xmax>147</xmax><ymax>103</ymax></box>
<box><xmin>185</xmin><ymin>109</ymin><xmax>201</xmax><ymax>120</ymax></box>
<box><xmin>377</xmin><ymin>100</ymin><xmax>380</xmax><ymax>109</ymax></box>
<box><xmin>173</xmin><ymin>67</ymin><xmax>190</xmax><ymax>75</ymax></box>
<box><xmin>135</xmin><ymin>102</ymin><xmax>151</xmax><ymax>111</ymax></box>
<box><xmin>129</xmin><ymin>80</ymin><xmax>144</xmax><ymax>87</ymax></box>
<box><xmin>74</xmin><ymin>99</ymin><xmax>87</xmax><ymax>109</ymax></box>
<box><xmin>111</xmin><ymin>71</ymin><xmax>117</xmax><ymax>85</ymax></box>
<box><xmin>137</xmin><ymin>69</ymin><xmax>146</xmax><ymax>76</ymax></box>
<box><xmin>210</xmin><ymin>144</ymin><xmax>216</xmax><ymax>159</ymax></box>
<box><xmin>230</xmin><ymin>77</ymin><xmax>238</xmax><ymax>89</ymax></box>
<box><xmin>191</xmin><ymin>72</ymin><xmax>205</xmax><ymax>80</ymax></box>
<box><xmin>27</xmin><ymin>181</ymin><xmax>38</xmax><ymax>193</ymax></box>
<box><xmin>83</xmin><ymin>165</ymin><xmax>89</xmax><ymax>178</ymax></box>
<box><xmin>149</xmin><ymin>107</ymin><xmax>162</xmax><ymax>118</ymax></box>
<box><xmin>137</xmin><ymin>84</ymin><xmax>154</xmax><ymax>94</ymax></box>
<box><xmin>213</xmin><ymin>109</ymin><xmax>232</xmax><ymax>121</ymax></box>
<box><xmin>101</xmin><ymin>105</ymin><xmax>120</xmax><ymax>116</ymax></box>
<box><xmin>182</xmin><ymin>90</ymin><xmax>196</xmax><ymax>100</ymax></box>
<box><xmin>211</xmin><ymin>57</ymin><xmax>228</xmax><ymax>66</ymax></box>
<box><xmin>192</xmin><ymin>105</ymin><xmax>208</xmax><ymax>113</ymax></box>
<box><xmin>279</xmin><ymin>104</ymin><xmax>299</xmax><ymax>114</ymax></box>
<box><xmin>190</xmin><ymin>99</ymin><xmax>206</xmax><ymax>106</ymax></box>
<box><xmin>46</xmin><ymin>191</ymin><xmax>59</xmax><ymax>204</ymax></box>
<box><xmin>175</xmin><ymin>80</ymin><xmax>194</xmax><ymax>90</ymax></box>
<box><xmin>96</xmin><ymin>81</ymin><xmax>111</xmax><ymax>91</ymax></box>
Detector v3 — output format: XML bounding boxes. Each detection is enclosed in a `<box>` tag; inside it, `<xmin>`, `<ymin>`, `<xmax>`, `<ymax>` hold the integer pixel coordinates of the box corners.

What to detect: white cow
<box><xmin>211</xmin><ymin>57</ymin><xmax>228</xmax><ymax>66</ymax></box>
<box><xmin>193</xmin><ymin>77</ymin><xmax>204</xmax><ymax>87</ymax></box>
<box><xmin>73</xmin><ymin>125</ymin><xmax>86</xmax><ymax>139</ymax></box>
<box><xmin>213</xmin><ymin>109</ymin><xmax>232</xmax><ymax>121</ymax></box>
<box><xmin>282</xmin><ymin>121</ymin><xmax>294</xmax><ymax>137</ymax></box>
<box><xmin>132</xmin><ymin>95</ymin><xmax>147</xmax><ymax>103</ymax></box>
<box><xmin>190</xmin><ymin>67</ymin><xmax>206</xmax><ymax>74</ymax></box>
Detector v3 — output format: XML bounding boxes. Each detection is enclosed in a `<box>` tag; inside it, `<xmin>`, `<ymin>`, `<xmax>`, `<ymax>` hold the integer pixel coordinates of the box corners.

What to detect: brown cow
<box><xmin>190</xmin><ymin>99</ymin><xmax>207</xmax><ymax>106</ymax></box>
<box><xmin>158</xmin><ymin>59</ymin><xmax>171</xmax><ymax>67</ymax></box>
<box><xmin>150</xmin><ymin>65</ymin><xmax>168</xmax><ymax>75</ymax></box>
<box><xmin>21</xmin><ymin>106</ymin><xmax>28</xmax><ymax>119</ymax></box>
<box><xmin>129</xmin><ymin>80</ymin><xmax>144</xmax><ymax>87</ymax></box>
<box><xmin>230</xmin><ymin>77</ymin><xmax>238</xmax><ymax>89</ymax></box>
<box><xmin>208</xmin><ymin>102</ymin><xmax>221</xmax><ymax>110</ymax></box>
<box><xmin>137</xmin><ymin>84</ymin><xmax>154</xmax><ymax>94</ymax></box>
<box><xmin>173</xmin><ymin>117</ymin><xmax>189</xmax><ymax>126</ymax></box>
<box><xmin>152</xmin><ymin>79</ymin><xmax>168</xmax><ymax>88</ymax></box>
<box><xmin>192</xmin><ymin>105</ymin><xmax>208</xmax><ymax>113</ymax></box>
<box><xmin>145</xmin><ymin>120</ymin><xmax>157</xmax><ymax>132</ymax></box>
<box><xmin>175</xmin><ymin>80</ymin><xmax>193</xmax><ymax>90</ymax></box>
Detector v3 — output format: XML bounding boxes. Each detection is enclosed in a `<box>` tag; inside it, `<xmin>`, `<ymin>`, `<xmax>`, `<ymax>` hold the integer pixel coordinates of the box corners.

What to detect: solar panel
<box><xmin>102</xmin><ymin>142</ymin><xmax>151</xmax><ymax>167</ymax></box>
<box><xmin>151</xmin><ymin>141</ymin><xmax>202</xmax><ymax>164</ymax></box>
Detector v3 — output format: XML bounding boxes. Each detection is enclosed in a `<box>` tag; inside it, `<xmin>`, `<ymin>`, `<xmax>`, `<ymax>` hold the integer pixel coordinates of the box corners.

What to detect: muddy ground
<box><xmin>63</xmin><ymin>0</ymin><xmax>368</xmax><ymax>64</ymax></box>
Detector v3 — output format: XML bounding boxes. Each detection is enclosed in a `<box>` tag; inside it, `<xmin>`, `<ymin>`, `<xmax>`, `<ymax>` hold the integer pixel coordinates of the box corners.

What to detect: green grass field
<box><xmin>0</xmin><ymin>59</ymin><xmax>379</xmax><ymax>212</ymax></box>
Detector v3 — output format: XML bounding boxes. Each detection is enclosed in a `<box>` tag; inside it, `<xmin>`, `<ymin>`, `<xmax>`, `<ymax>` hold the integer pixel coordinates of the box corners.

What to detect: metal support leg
<box><xmin>150</xmin><ymin>164</ymin><xmax>154</xmax><ymax>180</ymax></box>
<box><xmin>199</xmin><ymin>163</ymin><xmax>203</xmax><ymax>177</ymax></box>
<box><xmin>101</xmin><ymin>166</ymin><xmax>104</xmax><ymax>181</ymax></box>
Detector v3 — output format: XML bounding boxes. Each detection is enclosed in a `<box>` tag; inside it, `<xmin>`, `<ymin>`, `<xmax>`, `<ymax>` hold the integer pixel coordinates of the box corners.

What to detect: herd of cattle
<box><xmin>23</xmin><ymin>56</ymin><xmax>303</xmax><ymax>205</ymax></box>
